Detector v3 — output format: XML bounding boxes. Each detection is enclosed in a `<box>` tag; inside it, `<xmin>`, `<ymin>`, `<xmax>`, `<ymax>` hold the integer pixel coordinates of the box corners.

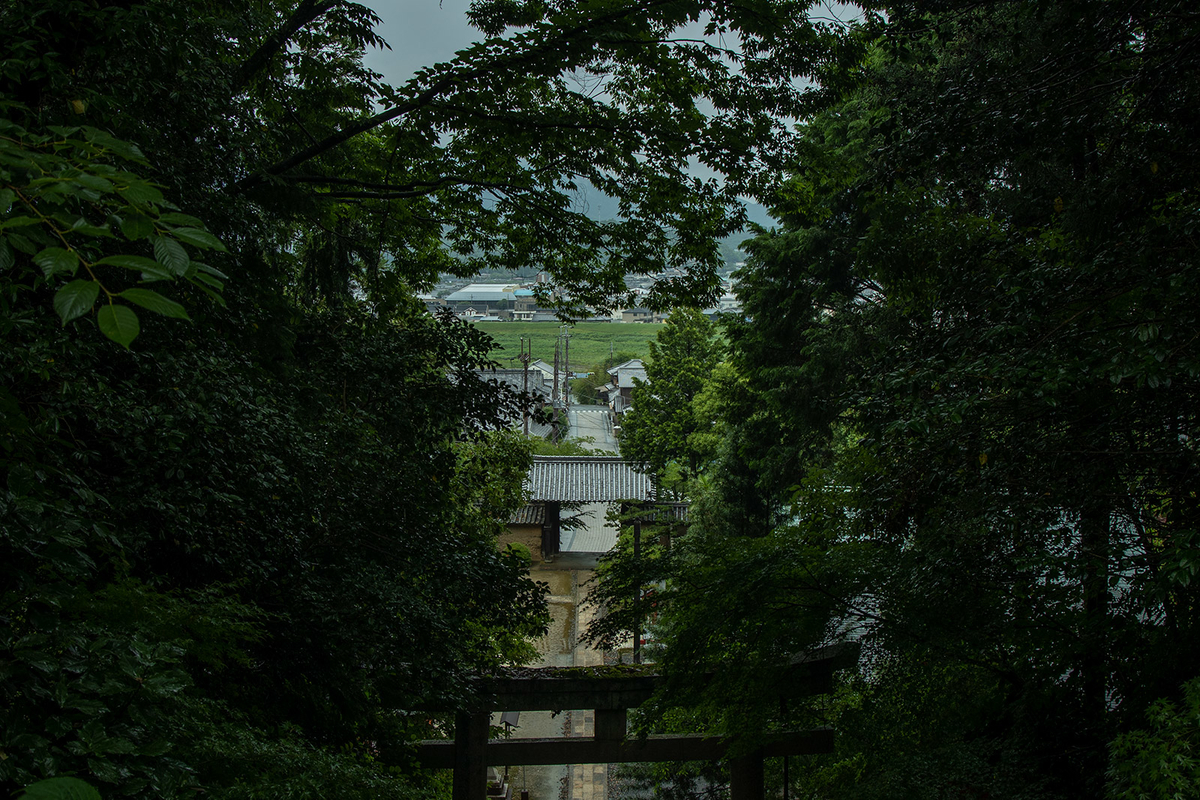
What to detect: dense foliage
<box><xmin>15</xmin><ymin>0</ymin><xmax>1196</xmax><ymax>795</ymax></box>
<box><xmin>594</xmin><ymin>1</ymin><xmax>1200</xmax><ymax>798</ymax></box>
<box><xmin>620</xmin><ymin>308</ymin><xmax>724</xmax><ymax>494</ymax></box>
<box><xmin>2</xmin><ymin>0</ymin><xmax>873</xmax><ymax>794</ymax></box>
<box><xmin>2</xmin><ymin>270</ymin><xmax>548</xmax><ymax>797</ymax></box>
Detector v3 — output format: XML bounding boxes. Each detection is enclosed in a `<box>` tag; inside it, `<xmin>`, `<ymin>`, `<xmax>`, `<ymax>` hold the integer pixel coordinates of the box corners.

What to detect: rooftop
<box><xmin>475</xmin><ymin>368</ymin><xmax>551</xmax><ymax>399</ymax></box>
<box><xmin>508</xmin><ymin>503</ymin><xmax>546</xmax><ymax>526</ymax></box>
<box><xmin>527</xmin><ymin>456</ymin><xmax>654</xmax><ymax>502</ymax></box>
<box><xmin>445</xmin><ymin>283</ymin><xmax>520</xmax><ymax>302</ymax></box>
<box><xmin>608</xmin><ymin>359</ymin><xmax>647</xmax><ymax>388</ymax></box>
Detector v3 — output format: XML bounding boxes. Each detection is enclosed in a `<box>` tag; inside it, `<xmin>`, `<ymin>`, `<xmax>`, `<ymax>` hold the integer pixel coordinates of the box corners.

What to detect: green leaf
<box><xmin>70</xmin><ymin>218</ymin><xmax>113</xmax><ymax>238</ymax></box>
<box><xmin>0</xmin><ymin>187</ymin><xmax>13</xmax><ymax>212</ymax></box>
<box><xmin>169</xmin><ymin>226</ymin><xmax>226</xmax><ymax>252</ymax></box>
<box><xmin>193</xmin><ymin>261</ymin><xmax>229</xmax><ymax>280</ymax></box>
<box><xmin>139</xmin><ymin>265</ymin><xmax>174</xmax><ymax>282</ymax></box>
<box><xmin>7</xmin><ymin>233</ymin><xmax>38</xmax><ymax>254</ymax></box>
<box><xmin>144</xmin><ymin>669</ymin><xmax>190</xmax><ymax>694</ymax></box>
<box><xmin>120</xmin><ymin>212</ymin><xmax>155</xmax><ymax>241</ymax></box>
<box><xmin>191</xmin><ymin>280</ymin><xmax>227</xmax><ymax>308</ymax></box>
<box><xmin>97</xmin><ymin>304</ymin><xmax>140</xmax><ymax>347</ymax></box>
<box><xmin>0</xmin><ymin>215</ymin><xmax>42</xmax><ymax>230</ymax></box>
<box><xmin>34</xmin><ymin>181</ymin><xmax>73</xmax><ymax>200</ymax></box>
<box><xmin>54</xmin><ymin>280</ymin><xmax>100</xmax><ymax>323</ymax></box>
<box><xmin>72</xmin><ymin>173</ymin><xmax>115</xmax><ymax>193</ymax></box>
<box><xmin>152</xmin><ymin>235</ymin><xmax>188</xmax><ymax>276</ymax></box>
<box><xmin>65</xmin><ymin>697</ymin><xmax>107</xmax><ymax>715</ymax></box>
<box><xmin>191</xmin><ymin>271</ymin><xmax>224</xmax><ymax>291</ymax></box>
<box><xmin>93</xmin><ymin>255</ymin><xmax>154</xmax><ymax>271</ymax></box>
<box><xmin>0</xmin><ymin>239</ymin><xmax>13</xmax><ymax>271</ymax></box>
<box><xmin>119</xmin><ymin>288</ymin><xmax>190</xmax><ymax>320</ymax></box>
<box><xmin>94</xmin><ymin>254</ymin><xmax>172</xmax><ymax>281</ymax></box>
<box><xmin>19</xmin><ymin>777</ymin><xmax>103</xmax><ymax>800</ymax></box>
<box><xmin>121</xmin><ymin>181</ymin><xmax>164</xmax><ymax>206</ymax></box>
<box><xmin>33</xmin><ymin>247</ymin><xmax>79</xmax><ymax>277</ymax></box>
<box><xmin>16</xmin><ymin>649</ymin><xmax>56</xmax><ymax>672</ymax></box>
<box><xmin>138</xmin><ymin>739</ymin><xmax>171</xmax><ymax>757</ymax></box>
<box><xmin>159</xmin><ymin>212</ymin><xmax>204</xmax><ymax>227</ymax></box>
<box><xmin>84</xmin><ymin>128</ymin><xmax>147</xmax><ymax>163</ymax></box>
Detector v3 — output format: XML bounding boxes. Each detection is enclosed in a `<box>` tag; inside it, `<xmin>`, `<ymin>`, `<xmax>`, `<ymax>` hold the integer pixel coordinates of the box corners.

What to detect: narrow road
<box><xmin>496</xmin><ymin>563</ymin><xmax>612</xmax><ymax>800</ymax></box>
<box><xmin>561</xmin><ymin>404</ymin><xmax>621</xmax><ymax>553</ymax></box>
<box><xmin>566</xmin><ymin>406</ymin><xmax>618</xmax><ymax>453</ymax></box>
<box><xmin>499</xmin><ymin>403</ymin><xmax>620</xmax><ymax>798</ymax></box>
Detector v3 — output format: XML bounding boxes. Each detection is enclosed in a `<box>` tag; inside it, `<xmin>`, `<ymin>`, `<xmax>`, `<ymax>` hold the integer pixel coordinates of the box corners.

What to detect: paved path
<box><xmin>495</xmin><ymin>563</ymin><xmax>611</xmax><ymax>800</ymax></box>
<box><xmin>567</xmin><ymin>406</ymin><xmax>618</xmax><ymax>452</ymax></box>
<box><xmin>510</xmin><ymin>406</ymin><xmax>619</xmax><ymax>799</ymax></box>
<box><xmin>559</xmin><ymin>405</ymin><xmax>620</xmax><ymax>555</ymax></box>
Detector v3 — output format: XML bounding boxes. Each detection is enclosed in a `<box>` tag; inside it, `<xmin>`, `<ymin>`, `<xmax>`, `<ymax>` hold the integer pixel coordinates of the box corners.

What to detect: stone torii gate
<box><xmin>415</xmin><ymin>645</ymin><xmax>856</xmax><ymax>800</ymax></box>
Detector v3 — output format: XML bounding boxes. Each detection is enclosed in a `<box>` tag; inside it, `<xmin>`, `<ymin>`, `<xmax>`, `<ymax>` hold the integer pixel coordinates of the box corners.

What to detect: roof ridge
<box><xmin>531</xmin><ymin>455</ymin><xmax>627</xmax><ymax>462</ymax></box>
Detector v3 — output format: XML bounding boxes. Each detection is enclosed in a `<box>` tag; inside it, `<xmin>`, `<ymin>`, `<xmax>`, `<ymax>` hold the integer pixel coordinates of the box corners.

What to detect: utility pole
<box><xmin>520</xmin><ymin>336</ymin><xmax>530</xmax><ymax>436</ymax></box>
<box><xmin>563</xmin><ymin>327</ymin><xmax>571</xmax><ymax>408</ymax></box>
<box><xmin>551</xmin><ymin>337</ymin><xmax>561</xmax><ymax>442</ymax></box>
<box><xmin>552</xmin><ymin>337</ymin><xmax>559</xmax><ymax>404</ymax></box>
<box><xmin>632</xmin><ymin>509</ymin><xmax>642</xmax><ymax>665</ymax></box>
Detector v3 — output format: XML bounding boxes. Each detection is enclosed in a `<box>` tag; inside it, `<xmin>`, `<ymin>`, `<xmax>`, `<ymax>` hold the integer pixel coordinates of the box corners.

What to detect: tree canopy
<box><xmin>10</xmin><ymin>0</ymin><xmax>1198</xmax><ymax>796</ymax></box>
<box><xmin>1</xmin><ymin>0</ymin><xmax>871</xmax><ymax>796</ymax></box>
<box><xmin>3</xmin><ymin>0</ymin><xmax>861</xmax><ymax>326</ymax></box>
<box><xmin>600</xmin><ymin>1</ymin><xmax>1200</xmax><ymax>798</ymax></box>
<box><xmin>619</xmin><ymin>307</ymin><xmax>724</xmax><ymax>492</ymax></box>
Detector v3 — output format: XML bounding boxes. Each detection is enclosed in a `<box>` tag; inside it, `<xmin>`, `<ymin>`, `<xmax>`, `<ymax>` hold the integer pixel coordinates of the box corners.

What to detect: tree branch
<box><xmin>314</xmin><ymin>180</ymin><xmax>527</xmax><ymax>200</ymax></box>
<box><xmin>430</xmin><ymin>102</ymin><xmax>629</xmax><ymax>135</ymax></box>
<box><xmin>234</xmin><ymin>0</ymin><xmax>340</xmax><ymax>93</ymax></box>
<box><xmin>287</xmin><ymin>175</ymin><xmax>454</xmax><ymax>191</ymax></box>
<box><xmin>239</xmin><ymin>0</ymin><xmax>674</xmax><ymax>189</ymax></box>
<box><xmin>295</xmin><ymin>174</ymin><xmax>532</xmax><ymax>198</ymax></box>
<box><xmin>239</xmin><ymin>73</ymin><xmax>460</xmax><ymax>190</ymax></box>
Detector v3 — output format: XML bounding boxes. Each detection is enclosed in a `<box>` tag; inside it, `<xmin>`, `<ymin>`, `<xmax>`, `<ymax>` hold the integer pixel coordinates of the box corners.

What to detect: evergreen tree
<box><xmin>627</xmin><ymin>2</ymin><xmax>1200</xmax><ymax>797</ymax></box>
<box><xmin>0</xmin><ymin>0</ymin><xmax>864</xmax><ymax>795</ymax></box>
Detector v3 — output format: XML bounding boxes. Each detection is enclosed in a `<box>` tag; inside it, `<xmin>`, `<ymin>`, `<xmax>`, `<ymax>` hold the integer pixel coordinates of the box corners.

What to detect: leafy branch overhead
<box><xmin>231</xmin><ymin>0</ymin><xmax>859</xmax><ymax>312</ymax></box>
<box><xmin>2</xmin><ymin>0</ymin><xmax>861</xmax><ymax>327</ymax></box>
<box><xmin>0</xmin><ymin>114</ymin><xmax>226</xmax><ymax>347</ymax></box>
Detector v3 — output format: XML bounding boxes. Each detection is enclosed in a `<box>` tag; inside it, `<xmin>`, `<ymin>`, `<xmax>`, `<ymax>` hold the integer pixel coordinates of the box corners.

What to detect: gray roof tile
<box><xmin>508</xmin><ymin>503</ymin><xmax>546</xmax><ymax>525</ymax></box>
<box><xmin>527</xmin><ymin>456</ymin><xmax>654</xmax><ymax>502</ymax></box>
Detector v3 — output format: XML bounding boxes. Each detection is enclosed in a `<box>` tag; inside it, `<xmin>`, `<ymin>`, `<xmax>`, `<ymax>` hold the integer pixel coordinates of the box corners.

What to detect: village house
<box><xmin>603</xmin><ymin>358</ymin><xmax>647</xmax><ymax>416</ymax></box>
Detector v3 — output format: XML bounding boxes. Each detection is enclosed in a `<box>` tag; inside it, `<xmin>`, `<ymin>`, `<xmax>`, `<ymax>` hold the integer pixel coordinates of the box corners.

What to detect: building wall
<box><xmin>500</xmin><ymin>523</ymin><xmax>545</xmax><ymax>563</ymax></box>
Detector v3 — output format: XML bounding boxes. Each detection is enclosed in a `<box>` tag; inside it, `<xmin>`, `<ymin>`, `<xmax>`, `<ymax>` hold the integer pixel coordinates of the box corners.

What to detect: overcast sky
<box><xmin>362</xmin><ymin>0</ymin><xmax>480</xmax><ymax>89</ymax></box>
<box><xmin>360</xmin><ymin>0</ymin><xmax>773</xmax><ymax>228</ymax></box>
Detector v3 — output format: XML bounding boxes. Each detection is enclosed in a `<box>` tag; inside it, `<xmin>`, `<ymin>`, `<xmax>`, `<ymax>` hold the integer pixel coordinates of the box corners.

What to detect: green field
<box><xmin>475</xmin><ymin>322</ymin><xmax>664</xmax><ymax>371</ymax></box>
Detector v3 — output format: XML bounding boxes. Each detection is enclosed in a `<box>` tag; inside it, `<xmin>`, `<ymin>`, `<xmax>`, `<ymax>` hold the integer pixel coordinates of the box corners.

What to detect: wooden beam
<box><xmin>729</xmin><ymin>749</ymin><xmax>765</xmax><ymax>800</ymax></box>
<box><xmin>479</xmin><ymin>673</ymin><xmax>658</xmax><ymax>712</ymax></box>
<box><xmin>389</xmin><ymin>643</ymin><xmax>860</xmax><ymax>713</ymax></box>
<box><xmin>417</xmin><ymin>729</ymin><xmax>834</xmax><ymax>768</ymax></box>
<box><xmin>471</xmin><ymin>645</ymin><xmax>854</xmax><ymax>712</ymax></box>
<box><xmin>594</xmin><ymin>708</ymin><xmax>627</xmax><ymax>741</ymax></box>
<box><xmin>452</xmin><ymin>711</ymin><xmax>488</xmax><ymax>800</ymax></box>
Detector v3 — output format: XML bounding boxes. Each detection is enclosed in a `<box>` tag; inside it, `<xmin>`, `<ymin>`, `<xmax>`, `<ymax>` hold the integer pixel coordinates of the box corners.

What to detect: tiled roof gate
<box><xmin>527</xmin><ymin>456</ymin><xmax>654</xmax><ymax>502</ymax></box>
<box><xmin>507</xmin><ymin>503</ymin><xmax>546</xmax><ymax>526</ymax></box>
